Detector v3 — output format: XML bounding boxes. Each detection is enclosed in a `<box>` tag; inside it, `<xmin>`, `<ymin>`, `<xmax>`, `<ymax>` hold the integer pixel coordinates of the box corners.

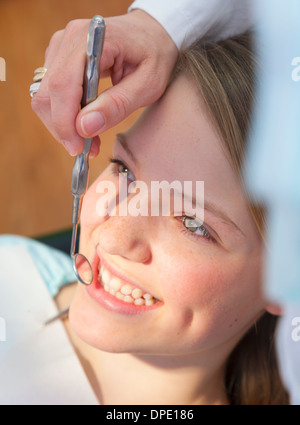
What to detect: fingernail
<box><xmin>62</xmin><ymin>140</ymin><xmax>79</xmax><ymax>156</ymax></box>
<box><xmin>81</xmin><ymin>111</ymin><xmax>105</xmax><ymax>136</ymax></box>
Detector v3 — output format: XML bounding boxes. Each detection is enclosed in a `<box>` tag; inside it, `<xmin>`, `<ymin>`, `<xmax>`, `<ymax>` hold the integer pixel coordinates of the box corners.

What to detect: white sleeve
<box><xmin>128</xmin><ymin>0</ymin><xmax>253</xmax><ymax>50</ymax></box>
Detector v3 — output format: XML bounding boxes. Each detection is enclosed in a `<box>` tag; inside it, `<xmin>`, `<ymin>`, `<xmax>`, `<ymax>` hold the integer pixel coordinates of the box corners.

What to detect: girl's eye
<box><xmin>110</xmin><ymin>158</ymin><xmax>135</xmax><ymax>182</ymax></box>
<box><xmin>117</xmin><ymin>162</ymin><xmax>130</xmax><ymax>177</ymax></box>
<box><xmin>182</xmin><ymin>216</ymin><xmax>211</xmax><ymax>239</ymax></box>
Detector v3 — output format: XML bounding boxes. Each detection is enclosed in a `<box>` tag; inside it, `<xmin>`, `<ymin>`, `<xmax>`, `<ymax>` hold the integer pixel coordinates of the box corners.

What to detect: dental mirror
<box><xmin>72</xmin><ymin>253</ymin><xmax>93</xmax><ymax>285</ymax></box>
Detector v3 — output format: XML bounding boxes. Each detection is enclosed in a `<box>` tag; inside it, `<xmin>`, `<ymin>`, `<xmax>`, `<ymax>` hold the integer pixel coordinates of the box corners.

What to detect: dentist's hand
<box><xmin>31</xmin><ymin>10</ymin><xmax>178</xmax><ymax>157</ymax></box>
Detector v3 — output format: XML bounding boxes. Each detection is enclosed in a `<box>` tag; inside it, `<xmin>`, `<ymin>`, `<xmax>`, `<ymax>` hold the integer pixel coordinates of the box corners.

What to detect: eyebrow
<box><xmin>175</xmin><ymin>188</ymin><xmax>245</xmax><ymax>237</ymax></box>
<box><xmin>116</xmin><ymin>133</ymin><xmax>245</xmax><ymax>237</ymax></box>
<box><xmin>203</xmin><ymin>200</ymin><xmax>246</xmax><ymax>237</ymax></box>
<box><xmin>116</xmin><ymin>133</ymin><xmax>137</xmax><ymax>165</ymax></box>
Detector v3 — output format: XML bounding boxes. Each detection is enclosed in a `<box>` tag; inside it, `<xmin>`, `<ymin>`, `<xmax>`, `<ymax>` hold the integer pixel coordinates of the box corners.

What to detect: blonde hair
<box><xmin>174</xmin><ymin>33</ymin><xmax>289</xmax><ymax>405</ymax></box>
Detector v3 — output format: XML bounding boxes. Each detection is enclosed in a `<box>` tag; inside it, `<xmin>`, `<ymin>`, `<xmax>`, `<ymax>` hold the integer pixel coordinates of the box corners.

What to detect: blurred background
<box><xmin>0</xmin><ymin>0</ymin><xmax>140</xmax><ymax>239</ymax></box>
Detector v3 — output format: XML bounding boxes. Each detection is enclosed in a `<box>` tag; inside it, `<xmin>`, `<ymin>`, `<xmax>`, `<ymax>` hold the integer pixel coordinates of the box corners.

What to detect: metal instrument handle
<box><xmin>71</xmin><ymin>16</ymin><xmax>106</xmax><ymax>201</ymax></box>
<box><xmin>82</xmin><ymin>15</ymin><xmax>106</xmax><ymax>107</ymax></box>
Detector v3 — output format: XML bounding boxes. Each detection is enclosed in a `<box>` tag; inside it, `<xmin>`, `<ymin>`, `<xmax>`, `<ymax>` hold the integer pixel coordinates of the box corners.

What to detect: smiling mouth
<box><xmin>97</xmin><ymin>261</ymin><xmax>159</xmax><ymax>306</ymax></box>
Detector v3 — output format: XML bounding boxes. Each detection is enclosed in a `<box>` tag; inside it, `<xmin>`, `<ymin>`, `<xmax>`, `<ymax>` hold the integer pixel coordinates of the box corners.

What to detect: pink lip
<box><xmin>85</xmin><ymin>247</ymin><xmax>162</xmax><ymax>316</ymax></box>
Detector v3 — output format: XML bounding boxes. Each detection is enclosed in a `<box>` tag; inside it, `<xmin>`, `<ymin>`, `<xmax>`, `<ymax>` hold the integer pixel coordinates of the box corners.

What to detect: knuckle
<box><xmin>49</xmin><ymin>29</ymin><xmax>64</xmax><ymax>46</ymax></box>
<box><xmin>107</xmin><ymin>91</ymin><xmax>130</xmax><ymax>120</ymax></box>
<box><xmin>65</xmin><ymin>19</ymin><xmax>79</xmax><ymax>33</ymax></box>
<box><xmin>47</xmin><ymin>71</ymin><xmax>65</xmax><ymax>92</ymax></box>
<box><xmin>46</xmin><ymin>30</ymin><xmax>64</xmax><ymax>59</ymax></box>
<box><xmin>65</xmin><ymin>19</ymin><xmax>86</xmax><ymax>38</ymax></box>
<box><xmin>142</xmin><ymin>65</ymin><xmax>166</xmax><ymax>99</ymax></box>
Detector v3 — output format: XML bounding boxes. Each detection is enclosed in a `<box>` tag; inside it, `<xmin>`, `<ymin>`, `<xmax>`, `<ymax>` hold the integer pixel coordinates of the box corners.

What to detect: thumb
<box><xmin>76</xmin><ymin>69</ymin><xmax>165</xmax><ymax>137</ymax></box>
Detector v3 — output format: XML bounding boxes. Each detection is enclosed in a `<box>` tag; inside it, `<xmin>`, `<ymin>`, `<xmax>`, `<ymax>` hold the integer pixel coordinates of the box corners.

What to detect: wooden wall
<box><xmin>0</xmin><ymin>0</ymin><xmax>140</xmax><ymax>237</ymax></box>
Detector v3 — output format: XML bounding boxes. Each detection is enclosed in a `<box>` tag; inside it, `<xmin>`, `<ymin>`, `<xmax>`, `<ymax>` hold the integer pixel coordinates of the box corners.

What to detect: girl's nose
<box><xmin>97</xmin><ymin>214</ymin><xmax>152</xmax><ymax>264</ymax></box>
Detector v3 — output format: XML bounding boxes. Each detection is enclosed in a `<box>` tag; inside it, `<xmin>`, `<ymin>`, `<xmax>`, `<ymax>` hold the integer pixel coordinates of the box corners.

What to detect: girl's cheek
<box><xmin>161</xmin><ymin>255</ymin><xmax>223</xmax><ymax>308</ymax></box>
<box><xmin>80</xmin><ymin>170</ymin><xmax>112</xmax><ymax>230</ymax></box>
<box><xmin>162</xmin><ymin>250</ymin><xmax>252</xmax><ymax>312</ymax></box>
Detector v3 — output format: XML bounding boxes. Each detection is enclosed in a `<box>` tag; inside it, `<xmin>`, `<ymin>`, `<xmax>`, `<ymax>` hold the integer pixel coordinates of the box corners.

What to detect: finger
<box><xmin>42</xmin><ymin>21</ymin><xmax>89</xmax><ymax>155</ymax></box>
<box><xmin>89</xmin><ymin>136</ymin><xmax>101</xmax><ymax>158</ymax></box>
<box><xmin>31</xmin><ymin>31</ymin><xmax>64</xmax><ymax>144</ymax></box>
<box><xmin>44</xmin><ymin>29</ymin><xmax>65</xmax><ymax>67</ymax></box>
<box><xmin>31</xmin><ymin>68</ymin><xmax>85</xmax><ymax>156</ymax></box>
<box><xmin>48</xmin><ymin>57</ymin><xmax>85</xmax><ymax>153</ymax></box>
<box><xmin>76</xmin><ymin>65</ymin><xmax>167</xmax><ymax>137</ymax></box>
<box><xmin>31</xmin><ymin>24</ymin><xmax>87</xmax><ymax>155</ymax></box>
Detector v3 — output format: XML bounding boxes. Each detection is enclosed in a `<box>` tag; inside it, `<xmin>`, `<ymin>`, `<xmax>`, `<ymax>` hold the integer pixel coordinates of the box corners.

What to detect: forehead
<box><xmin>124</xmin><ymin>75</ymin><xmax>243</xmax><ymax>207</ymax></box>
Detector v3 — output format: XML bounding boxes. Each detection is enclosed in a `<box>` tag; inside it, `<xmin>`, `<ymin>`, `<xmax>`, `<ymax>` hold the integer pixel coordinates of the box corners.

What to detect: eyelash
<box><xmin>109</xmin><ymin>157</ymin><xmax>214</xmax><ymax>243</ymax></box>
<box><xmin>109</xmin><ymin>157</ymin><xmax>135</xmax><ymax>181</ymax></box>
<box><xmin>176</xmin><ymin>217</ymin><xmax>214</xmax><ymax>243</ymax></box>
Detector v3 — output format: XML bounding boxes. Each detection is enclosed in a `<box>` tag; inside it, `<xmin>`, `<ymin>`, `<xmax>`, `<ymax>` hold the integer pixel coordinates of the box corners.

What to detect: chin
<box><xmin>68</xmin><ymin>288</ymin><xmax>139</xmax><ymax>353</ymax></box>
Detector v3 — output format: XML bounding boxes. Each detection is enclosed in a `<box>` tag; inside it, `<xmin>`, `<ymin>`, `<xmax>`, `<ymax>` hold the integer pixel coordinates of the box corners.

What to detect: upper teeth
<box><xmin>98</xmin><ymin>264</ymin><xmax>157</xmax><ymax>306</ymax></box>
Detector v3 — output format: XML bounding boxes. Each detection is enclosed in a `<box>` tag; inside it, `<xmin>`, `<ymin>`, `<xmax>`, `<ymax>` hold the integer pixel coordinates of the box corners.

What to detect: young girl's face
<box><xmin>69</xmin><ymin>75</ymin><xmax>267</xmax><ymax>358</ymax></box>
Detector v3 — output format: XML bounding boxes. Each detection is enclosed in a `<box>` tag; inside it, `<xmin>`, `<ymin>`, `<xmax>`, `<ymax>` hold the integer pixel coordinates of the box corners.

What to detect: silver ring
<box><xmin>30</xmin><ymin>82</ymin><xmax>41</xmax><ymax>98</ymax></box>
<box><xmin>30</xmin><ymin>66</ymin><xmax>47</xmax><ymax>97</ymax></box>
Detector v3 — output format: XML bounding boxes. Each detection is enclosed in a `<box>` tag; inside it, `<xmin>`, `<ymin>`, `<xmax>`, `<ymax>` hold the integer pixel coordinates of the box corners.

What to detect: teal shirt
<box><xmin>0</xmin><ymin>235</ymin><xmax>75</xmax><ymax>297</ymax></box>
